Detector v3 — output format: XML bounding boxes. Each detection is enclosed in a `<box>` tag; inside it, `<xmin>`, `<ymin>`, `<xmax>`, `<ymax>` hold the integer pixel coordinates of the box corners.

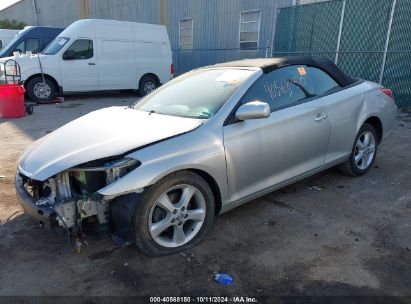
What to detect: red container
<box><xmin>0</xmin><ymin>84</ymin><xmax>26</xmax><ymax>118</ymax></box>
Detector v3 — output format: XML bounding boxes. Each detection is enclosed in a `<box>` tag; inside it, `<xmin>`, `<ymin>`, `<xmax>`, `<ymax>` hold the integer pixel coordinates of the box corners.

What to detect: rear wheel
<box><xmin>138</xmin><ymin>75</ymin><xmax>158</xmax><ymax>96</ymax></box>
<box><xmin>26</xmin><ymin>77</ymin><xmax>56</xmax><ymax>103</ymax></box>
<box><xmin>339</xmin><ymin>123</ymin><xmax>377</xmax><ymax>176</ymax></box>
<box><xmin>132</xmin><ymin>171</ymin><xmax>215</xmax><ymax>256</ymax></box>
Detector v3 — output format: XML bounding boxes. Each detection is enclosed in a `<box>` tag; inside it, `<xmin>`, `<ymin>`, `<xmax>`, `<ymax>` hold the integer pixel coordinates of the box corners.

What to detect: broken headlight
<box><xmin>70</xmin><ymin>158</ymin><xmax>140</xmax><ymax>195</ymax></box>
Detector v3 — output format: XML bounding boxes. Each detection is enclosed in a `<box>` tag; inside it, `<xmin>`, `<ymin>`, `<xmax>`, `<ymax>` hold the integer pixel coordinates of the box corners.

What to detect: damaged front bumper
<box><xmin>15</xmin><ymin>174</ymin><xmax>58</xmax><ymax>229</ymax></box>
<box><xmin>15</xmin><ymin>157</ymin><xmax>144</xmax><ymax>240</ymax></box>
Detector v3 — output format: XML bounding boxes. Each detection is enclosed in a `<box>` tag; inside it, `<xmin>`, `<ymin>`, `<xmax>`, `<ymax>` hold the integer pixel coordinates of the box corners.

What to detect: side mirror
<box><xmin>62</xmin><ymin>50</ymin><xmax>75</xmax><ymax>60</ymax></box>
<box><xmin>235</xmin><ymin>101</ymin><xmax>270</xmax><ymax>121</ymax></box>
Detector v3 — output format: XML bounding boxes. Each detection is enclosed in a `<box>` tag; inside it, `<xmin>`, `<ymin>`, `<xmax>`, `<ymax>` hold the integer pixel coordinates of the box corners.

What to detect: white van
<box><xmin>0</xmin><ymin>29</ymin><xmax>19</xmax><ymax>50</ymax></box>
<box><xmin>0</xmin><ymin>19</ymin><xmax>173</xmax><ymax>102</ymax></box>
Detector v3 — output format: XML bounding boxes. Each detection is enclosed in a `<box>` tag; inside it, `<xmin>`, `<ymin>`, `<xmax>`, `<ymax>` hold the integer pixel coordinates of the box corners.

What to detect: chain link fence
<box><xmin>273</xmin><ymin>0</ymin><xmax>411</xmax><ymax>108</ymax></box>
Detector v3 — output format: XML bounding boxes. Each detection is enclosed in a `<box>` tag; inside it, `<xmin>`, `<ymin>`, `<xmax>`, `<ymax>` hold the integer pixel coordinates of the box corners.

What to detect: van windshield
<box><xmin>43</xmin><ymin>37</ymin><xmax>69</xmax><ymax>55</ymax></box>
<box><xmin>134</xmin><ymin>69</ymin><xmax>255</xmax><ymax>119</ymax></box>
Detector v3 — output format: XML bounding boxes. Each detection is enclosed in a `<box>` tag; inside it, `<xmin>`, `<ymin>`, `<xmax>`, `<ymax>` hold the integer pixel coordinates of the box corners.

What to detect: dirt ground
<box><xmin>0</xmin><ymin>93</ymin><xmax>410</xmax><ymax>297</ymax></box>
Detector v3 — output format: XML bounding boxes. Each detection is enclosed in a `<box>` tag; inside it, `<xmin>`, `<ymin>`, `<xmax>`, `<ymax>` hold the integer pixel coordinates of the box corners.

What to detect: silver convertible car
<box><xmin>15</xmin><ymin>57</ymin><xmax>397</xmax><ymax>255</ymax></box>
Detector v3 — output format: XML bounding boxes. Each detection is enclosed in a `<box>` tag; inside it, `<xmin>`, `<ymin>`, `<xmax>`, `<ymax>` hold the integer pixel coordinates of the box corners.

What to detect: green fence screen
<box><xmin>274</xmin><ymin>0</ymin><xmax>411</xmax><ymax>107</ymax></box>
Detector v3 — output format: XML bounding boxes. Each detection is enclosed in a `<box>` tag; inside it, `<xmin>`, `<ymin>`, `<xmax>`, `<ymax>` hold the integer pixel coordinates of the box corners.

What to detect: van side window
<box><xmin>14</xmin><ymin>38</ymin><xmax>39</xmax><ymax>53</ymax></box>
<box><xmin>241</xmin><ymin>65</ymin><xmax>315</xmax><ymax>112</ymax></box>
<box><xmin>63</xmin><ymin>39</ymin><xmax>93</xmax><ymax>60</ymax></box>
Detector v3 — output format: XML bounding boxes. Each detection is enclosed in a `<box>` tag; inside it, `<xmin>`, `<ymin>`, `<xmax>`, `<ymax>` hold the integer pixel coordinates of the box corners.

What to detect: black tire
<box><xmin>138</xmin><ymin>75</ymin><xmax>158</xmax><ymax>96</ymax></box>
<box><xmin>339</xmin><ymin>123</ymin><xmax>378</xmax><ymax>176</ymax></box>
<box><xmin>26</xmin><ymin>77</ymin><xmax>56</xmax><ymax>103</ymax></box>
<box><xmin>132</xmin><ymin>171</ymin><xmax>215</xmax><ymax>256</ymax></box>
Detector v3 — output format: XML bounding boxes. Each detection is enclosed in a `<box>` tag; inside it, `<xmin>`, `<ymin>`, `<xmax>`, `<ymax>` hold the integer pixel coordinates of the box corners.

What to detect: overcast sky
<box><xmin>0</xmin><ymin>0</ymin><xmax>20</xmax><ymax>11</ymax></box>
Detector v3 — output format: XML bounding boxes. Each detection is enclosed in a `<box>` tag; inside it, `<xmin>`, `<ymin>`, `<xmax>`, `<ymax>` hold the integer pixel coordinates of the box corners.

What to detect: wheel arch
<box><xmin>139</xmin><ymin>73</ymin><xmax>161</xmax><ymax>86</ymax></box>
<box><xmin>24</xmin><ymin>73</ymin><xmax>60</xmax><ymax>93</ymax></box>
<box><xmin>363</xmin><ymin>116</ymin><xmax>383</xmax><ymax>144</ymax></box>
<box><xmin>145</xmin><ymin>168</ymin><xmax>222</xmax><ymax>216</ymax></box>
<box><xmin>187</xmin><ymin>168</ymin><xmax>222</xmax><ymax>216</ymax></box>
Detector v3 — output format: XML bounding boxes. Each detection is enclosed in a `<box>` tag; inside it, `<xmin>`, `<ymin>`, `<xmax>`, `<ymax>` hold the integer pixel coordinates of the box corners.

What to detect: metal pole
<box><xmin>32</xmin><ymin>0</ymin><xmax>38</xmax><ymax>26</ymax></box>
<box><xmin>379</xmin><ymin>0</ymin><xmax>397</xmax><ymax>84</ymax></box>
<box><xmin>270</xmin><ymin>7</ymin><xmax>281</xmax><ymax>57</ymax></box>
<box><xmin>335</xmin><ymin>0</ymin><xmax>346</xmax><ymax>65</ymax></box>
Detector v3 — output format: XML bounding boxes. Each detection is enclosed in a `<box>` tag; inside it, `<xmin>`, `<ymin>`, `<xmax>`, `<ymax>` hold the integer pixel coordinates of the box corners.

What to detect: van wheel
<box><xmin>138</xmin><ymin>75</ymin><xmax>158</xmax><ymax>96</ymax></box>
<box><xmin>26</xmin><ymin>77</ymin><xmax>56</xmax><ymax>103</ymax></box>
<box><xmin>132</xmin><ymin>171</ymin><xmax>215</xmax><ymax>256</ymax></box>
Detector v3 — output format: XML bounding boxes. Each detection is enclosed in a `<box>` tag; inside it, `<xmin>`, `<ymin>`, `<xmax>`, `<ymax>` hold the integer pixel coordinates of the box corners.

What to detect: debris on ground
<box><xmin>264</xmin><ymin>220</ymin><xmax>276</xmax><ymax>226</ymax></box>
<box><xmin>74</xmin><ymin>239</ymin><xmax>82</xmax><ymax>254</ymax></box>
<box><xmin>306</xmin><ymin>186</ymin><xmax>323</xmax><ymax>191</ymax></box>
<box><xmin>0</xmin><ymin>175</ymin><xmax>5</xmax><ymax>178</ymax></box>
<box><xmin>366</xmin><ymin>178</ymin><xmax>378</xmax><ymax>184</ymax></box>
<box><xmin>214</xmin><ymin>273</ymin><xmax>233</xmax><ymax>285</ymax></box>
<box><xmin>111</xmin><ymin>234</ymin><xmax>131</xmax><ymax>247</ymax></box>
<box><xmin>124</xmin><ymin>262</ymin><xmax>128</xmax><ymax>267</ymax></box>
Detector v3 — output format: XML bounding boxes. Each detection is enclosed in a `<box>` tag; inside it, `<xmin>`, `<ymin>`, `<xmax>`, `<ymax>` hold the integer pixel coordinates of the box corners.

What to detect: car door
<box><xmin>60</xmin><ymin>39</ymin><xmax>99</xmax><ymax>92</ymax></box>
<box><xmin>223</xmin><ymin>65</ymin><xmax>331</xmax><ymax>202</ymax></box>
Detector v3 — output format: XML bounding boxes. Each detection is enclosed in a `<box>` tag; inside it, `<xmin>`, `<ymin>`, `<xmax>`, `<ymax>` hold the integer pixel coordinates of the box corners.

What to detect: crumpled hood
<box><xmin>19</xmin><ymin>107</ymin><xmax>204</xmax><ymax>181</ymax></box>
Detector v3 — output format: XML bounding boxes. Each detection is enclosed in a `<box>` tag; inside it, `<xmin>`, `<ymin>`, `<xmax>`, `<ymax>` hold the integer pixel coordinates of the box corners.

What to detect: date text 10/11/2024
<box><xmin>149</xmin><ymin>296</ymin><xmax>258</xmax><ymax>303</ymax></box>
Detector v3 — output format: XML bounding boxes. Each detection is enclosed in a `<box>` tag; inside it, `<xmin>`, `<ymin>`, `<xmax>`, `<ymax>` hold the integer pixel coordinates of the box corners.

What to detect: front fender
<box><xmin>97</xmin><ymin>128</ymin><xmax>229</xmax><ymax>204</ymax></box>
<box><xmin>22</xmin><ymin>67</ymin><xmax>60</xmax><ymax>84</ymax></box>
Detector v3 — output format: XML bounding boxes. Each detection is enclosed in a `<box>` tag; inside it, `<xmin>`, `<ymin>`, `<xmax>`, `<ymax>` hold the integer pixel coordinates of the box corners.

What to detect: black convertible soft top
<box><xmin>207</xmin><ymin>56</ymin><xmax>356</xmax><ymax>87</ymax></box>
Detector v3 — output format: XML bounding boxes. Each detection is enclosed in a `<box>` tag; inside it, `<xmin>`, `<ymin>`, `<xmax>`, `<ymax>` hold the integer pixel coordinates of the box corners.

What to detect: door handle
<box><xmin>88</xmin><ymin>62</ymin><xmax>96</xmax><ymax>65</ymax></box>
<box><xmin>314</xmin><ymin>113</ymin><xmax>327</xmax><ymax>122</ymax></box>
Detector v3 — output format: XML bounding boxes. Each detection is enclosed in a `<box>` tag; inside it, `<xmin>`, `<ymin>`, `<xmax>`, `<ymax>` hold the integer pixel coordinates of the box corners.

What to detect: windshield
<box><xmin>43</xmin><ymin>37</ymin><xmax>69</xmax><ymax>55</ymax></box>
<box><xmin>134</xmin><ymin>69</ymin><xmax>255</xmax><ymax>119</ymax></box>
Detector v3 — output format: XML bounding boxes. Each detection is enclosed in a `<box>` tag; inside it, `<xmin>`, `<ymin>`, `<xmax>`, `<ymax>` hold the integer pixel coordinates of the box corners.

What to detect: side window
<box><xmin>14</xmin><ymin>39</ymin><xmax>39</xmax><ymax>53</ymax></box>
<box><xmin>308</xmin><ymin>67</ymin><xmax>340</xmax><ymax>95</ymax></box>
<box><xmin>25</xmin><ymin>38</ymin><xmax>39</xmax><ymax>53</ymax></box>
<box><xmin>63</xmin><ymin>39</ymin><xmax>93</xmax><ymax>60</ymax></box>
<box><xmin>242</xmin><ymin>65</ymin><xmax>315</xmax><ymax>112</ymax></box>
<box><xmin>14</xmin><ymin>40</ymin><xmax>25</xmax><ymax>52</ymax></box>
<box><xmin>179</xmin><ymin>19</ymin><xmax>193</xmax><ymax>50</ymax></box>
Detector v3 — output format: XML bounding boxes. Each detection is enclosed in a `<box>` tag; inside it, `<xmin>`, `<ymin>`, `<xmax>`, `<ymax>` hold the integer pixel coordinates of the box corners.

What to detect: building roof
<box><xmin>207</xmin><ymin>56</ymin><xmax>356</xmax><ymax>87</ymax></box>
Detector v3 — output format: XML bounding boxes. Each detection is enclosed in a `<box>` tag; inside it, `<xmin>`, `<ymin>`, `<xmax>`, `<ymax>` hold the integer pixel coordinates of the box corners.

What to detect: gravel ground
<box><xmin>0</xmin><ymin>94</ymin><xmax>410</xmax><ymax>297</ymax></box>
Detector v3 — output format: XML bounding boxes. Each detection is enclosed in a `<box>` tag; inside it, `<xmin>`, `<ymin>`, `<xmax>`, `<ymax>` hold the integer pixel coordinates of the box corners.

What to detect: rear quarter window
<box><xmin>308</xmin><ymin>67</ymin><xmax>340</xmax><ymax>95</ymax></box>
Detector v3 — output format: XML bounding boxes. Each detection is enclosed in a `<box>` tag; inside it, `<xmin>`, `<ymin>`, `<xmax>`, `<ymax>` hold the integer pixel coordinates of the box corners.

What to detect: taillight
<box><xmin>170</xmin><ymin>63</ymin><xmax>174</xmax><ymax>76</ymax></box>
<box><xmin>381</xmin><ymin>88</ymin><xmax>394</xmax><ymax>99</ymax></box>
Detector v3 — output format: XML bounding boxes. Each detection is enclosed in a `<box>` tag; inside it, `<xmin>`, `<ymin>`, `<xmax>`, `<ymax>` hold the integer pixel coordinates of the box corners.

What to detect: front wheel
<box><xmin>132</xmin><ymin>171</ymin><xmax>215</xmax><ymax>256</ymax></box>
<box><xmin>26</xmin><ymin>77</ymin><xmax>56</xmax><ymax>103</ymax></box>
<box><xmin>339</xmin><ymin>123</ymin><xmax>378</xmax><ymax>176</ymax></box>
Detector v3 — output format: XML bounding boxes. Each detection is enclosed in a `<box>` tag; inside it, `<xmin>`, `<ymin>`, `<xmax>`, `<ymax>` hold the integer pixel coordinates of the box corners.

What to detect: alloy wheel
<box><xmin>148</xmin><ymin>184</ymin><xmax>206</xmax><ymax>248</ymax></box>
<box><xmin>354</xmin><ymin>131</ymin><xmax>376</xmax><ymax>170</ymax></box>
